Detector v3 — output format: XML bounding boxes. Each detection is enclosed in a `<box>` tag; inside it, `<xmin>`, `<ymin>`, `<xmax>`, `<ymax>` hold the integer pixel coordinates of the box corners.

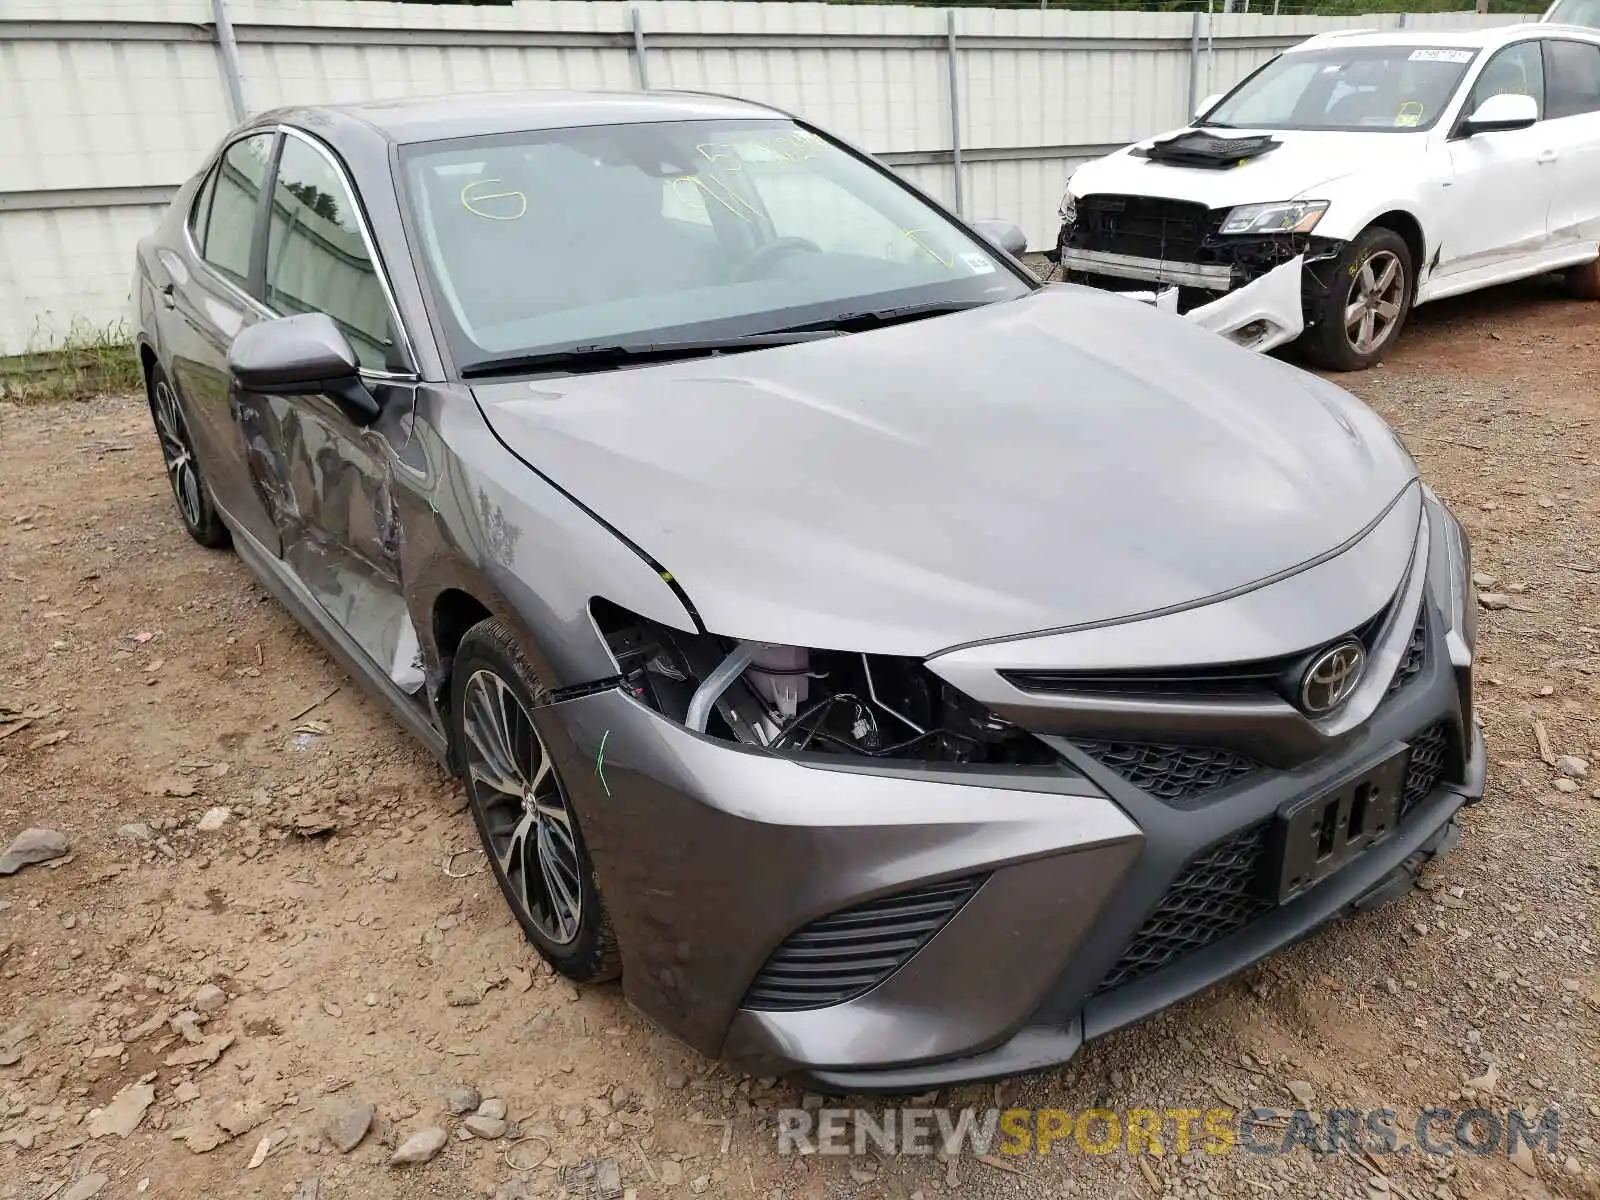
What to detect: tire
<box><xmin>450</xmin><ymin>617</ymin><xmax>621</xmax><ymax>983</ymax></box>
<box><xmin>1566</xmin><ymin>258</ymin><xmax>1600</xmax><ymax>299</ymax></box>
<box><xmin>146</xmin><ymin>363</ymin><xmax>230</xmax><ymax>549</ymax></box>
<box><xmin>1300</xmin><ymin>226</ymin><xmax>1414</xmax><ymax>372</ymax></box>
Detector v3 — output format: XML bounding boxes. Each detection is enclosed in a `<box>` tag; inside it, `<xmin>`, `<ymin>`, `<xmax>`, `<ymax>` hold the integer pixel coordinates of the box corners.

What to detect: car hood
<box><xmin>1069</xmin><ymin>127</ymin><xmax>1424</xmax><ymax>209</ymax></box>
<box><xmin>472</xmin><ymin>286</ymin><xmax>1417</xmax><ymax>657</ymax></box>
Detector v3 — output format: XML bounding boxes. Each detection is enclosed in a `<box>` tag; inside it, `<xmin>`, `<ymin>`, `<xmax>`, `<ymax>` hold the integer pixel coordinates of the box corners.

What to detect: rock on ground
<box><xmin>0</xmin><ymin>827</ymin><xmax>68</xmax><ymax>874</ymax></box>
<box><xmin>390</xmin><ymin>1126</ymin><xmax>449</xmax><ymax>1166</ymax></box>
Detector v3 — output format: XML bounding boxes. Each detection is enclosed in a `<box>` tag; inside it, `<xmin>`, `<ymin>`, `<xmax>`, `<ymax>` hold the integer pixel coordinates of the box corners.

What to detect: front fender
<box><xmin>395</xmin><ymin>385</ymin><xmax>699</xmax><ymax>703</ymax></box>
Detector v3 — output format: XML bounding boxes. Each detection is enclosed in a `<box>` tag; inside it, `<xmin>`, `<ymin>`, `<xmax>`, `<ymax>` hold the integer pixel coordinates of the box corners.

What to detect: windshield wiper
<box><xmin>773</xmin><ymin>298</ymin><xmax>992</xmax><ymax>335</ymax></box>
<box><xmin>460</xmin><ymin>330</ymin><xmax>840</xmax><ymax>379</ymax></box>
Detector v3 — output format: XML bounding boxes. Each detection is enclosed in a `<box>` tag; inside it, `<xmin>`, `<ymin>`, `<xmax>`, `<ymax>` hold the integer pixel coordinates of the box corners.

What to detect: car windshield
<box><xmin>1545</xmin><ymin>0</ymin><xmax>1600</xmax><ymax>27</ymax></box>
<box><xmin>1202</xmin><ymin>45</ymin><xmax>1478</xmax><ymax>132</ymax></box>
<box><xmin>398</xmin><ymin>118</ymin><xmax>1029</xmax><ymax>372</ymax></box>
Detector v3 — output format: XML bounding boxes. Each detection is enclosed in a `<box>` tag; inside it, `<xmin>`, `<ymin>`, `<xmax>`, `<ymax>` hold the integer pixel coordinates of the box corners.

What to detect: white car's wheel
<box><xmin>1301</xmin><ymin>227</ymin><xmax>1414</xmax><ymax>372</ymax></box>
<box><xmin>1566</xmin><ymin>258</ymin><xmax>1600</xmax><ymax>299</ymax></box>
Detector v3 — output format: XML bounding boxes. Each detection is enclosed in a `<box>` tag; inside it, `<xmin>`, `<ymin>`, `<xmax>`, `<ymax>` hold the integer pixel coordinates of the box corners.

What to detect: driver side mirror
<box><xmin>972</xmin><ymin>218</ymin><xmax>1027</xmax><ymax>258</ymax></box>
<box><xmin>1459</xmin><ymin>91</ymin><xmax>1539</xmax><ymax>135</ymax></box>
<box><xmin>229</xmin><ymin>312</ymin><xmax>380</xmax><ymax>424</ymax></box>
<box><xmin>1195</xmin><ymin>93</ymin><xmax>1223</xmax><ymax>121</ymax></box>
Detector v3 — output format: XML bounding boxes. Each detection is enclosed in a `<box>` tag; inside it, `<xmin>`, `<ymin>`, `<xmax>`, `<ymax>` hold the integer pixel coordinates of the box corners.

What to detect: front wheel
<box><xmin>1300</xmin><ymin>227</ymin><xmax>1414</xmax><ymax>371</ymax></box>
<box><xmin>450</xmin><ymin>617</ymin><xmax>621</xmax><ymax>984</ymax></box>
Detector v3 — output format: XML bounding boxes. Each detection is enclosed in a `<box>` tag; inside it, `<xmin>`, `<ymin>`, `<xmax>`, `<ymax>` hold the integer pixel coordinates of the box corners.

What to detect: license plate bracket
<box><xmin>1269</xmin><ymin>750</ymin><xmax>1409</xmax><ymax>904</ymax></box>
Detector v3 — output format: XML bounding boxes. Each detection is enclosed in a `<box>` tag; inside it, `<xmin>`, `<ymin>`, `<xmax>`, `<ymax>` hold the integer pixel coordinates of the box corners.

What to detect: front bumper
<box><xmin>1057</xmin><ymin>250</ymin><xmax>1306</xmax><ymax>354</ymax></box>
<box><xmin>545</xmin><ymin>505</ymin><xmax>1480</xmax><ymax>1092</ymax></box>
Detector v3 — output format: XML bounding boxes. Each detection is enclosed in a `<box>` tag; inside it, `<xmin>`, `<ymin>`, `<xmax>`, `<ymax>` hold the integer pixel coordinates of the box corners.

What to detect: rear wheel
<box><xmin>1301</xmin><ymin>226</ymin><xmax>1414</xmax><ymax>372</ymax></box>
<box><xmin>1565</xmin><ymin>258</ymin><xmax>1600</xmax><ymax>299</ymax></box>
<box><xmin>147</xmin><ymin>363</ymin><xmax>229</xmax><ymax>548</ymax></box>
<box><xmin>451</xmin><ymin>617</ymin><xmax>621</xmax><ymax>984</ymax></box>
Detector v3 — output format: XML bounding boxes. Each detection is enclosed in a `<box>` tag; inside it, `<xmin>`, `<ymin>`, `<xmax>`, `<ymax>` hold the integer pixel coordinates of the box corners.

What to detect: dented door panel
<box><xmin>252</xmin><ymin>385</ymin><xmax>426</xmax><ymax>694</ymax></box>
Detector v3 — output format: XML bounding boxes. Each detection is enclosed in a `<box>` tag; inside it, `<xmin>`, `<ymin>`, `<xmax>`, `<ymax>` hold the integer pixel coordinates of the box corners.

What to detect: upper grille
<box><xmin>1401</xmin><ymin>721</ymin><xmax>1450</xmax><ymax>818</ymax></box>
<box><xmin>742</xmin><ymin>878</ymin><xmax>981</xmax><ymax>1012</ymax></box>
<box><xmin>1385</xmin><ymin>606</ymin><xmax>1428</xmax><ymax>698</ymax></box>
<box><xmin>1073</xmin><ymin>740</ymin><xmax>1260</xmax><ymax>808</ymax></box>
<box><xmin>1096</xmin><ymin>822</ymin><xmax>1273</xmax><ymax>993</ymax></box>
<box><xmin>1001</xmin><ymin>606</ymin><xmax>1391</xmax><ymax>708</ymax></box>
<box><xmin>1069</xmin><ymin>194</ymin><xmax>1215</xmax><ymax>264</ymax></box>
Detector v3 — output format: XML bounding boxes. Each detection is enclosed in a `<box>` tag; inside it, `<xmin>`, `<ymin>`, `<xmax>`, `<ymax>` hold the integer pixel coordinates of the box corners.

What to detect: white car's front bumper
<box><xmin>1062</xmin><ymin>253</ymin><xmax>1306</xmax><ymax>354</ymax></box>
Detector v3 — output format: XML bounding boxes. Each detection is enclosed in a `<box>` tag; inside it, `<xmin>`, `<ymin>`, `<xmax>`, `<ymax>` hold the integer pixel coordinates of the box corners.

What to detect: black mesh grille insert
<box><xmin>1068</xmin><ymin>194</ymin><xmax>1215</xmax><ymax>263</ymax></box>
<box><xmin>1073</xmin><ymin>741</ymin><xmax>1260</xmax><ymax>808</ymax></box>
<box><xmin>1402</xmin><ymin>721</ymin><xmax>1450</xmax><ymax>818</ymax></box>
<box><xmin>1385</xmin><ymin>606</ymin><xmax>1429</xmax><ymax>698</ymax></box>
<box><xmin>1096</xmin><ymin>823</ymin><xmax>1273</xmax><ymax>993</ymax></box>
<box><xmin>742</xmin><ymin>878</ymin><xmax>982</xmax><ymax>1012</ymax></box>
<box><xmin>1096</xmin><ymin>721</ymin><xmax>1457</xmax><ymax>996</ymax></box>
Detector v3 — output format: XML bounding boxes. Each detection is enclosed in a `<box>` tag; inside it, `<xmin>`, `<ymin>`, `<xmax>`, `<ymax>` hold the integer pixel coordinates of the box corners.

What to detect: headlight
<box><xmin>589</xmin><ymin>601</ymin><xmax>1058</xmax><ymax>768</ymax></box>
<box><xmin>1218</xmin><ymin>199</ymin><xmax>1328</xmax><ymax>236</ymax></box>
<box><xmin>1058</xmin><ymin>186</ymin><xmax>1077</xmax><ymax>224</ymax></box>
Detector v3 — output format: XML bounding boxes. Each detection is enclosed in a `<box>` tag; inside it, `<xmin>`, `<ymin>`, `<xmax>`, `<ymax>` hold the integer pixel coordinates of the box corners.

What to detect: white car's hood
<box><xmin>1070</xmin><ymin>127</ymin><xmax>1426</xmax><ymax>209</ymax></box>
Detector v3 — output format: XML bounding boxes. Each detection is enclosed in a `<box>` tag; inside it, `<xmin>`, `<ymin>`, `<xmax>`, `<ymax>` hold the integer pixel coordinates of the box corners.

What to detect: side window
<box><xmin>1544</xmin><ymin>40</ymin><xmax>1600</xmax><ymax>119</ymax></box>
<box><xmin>202</xmin><ymin>134</ymin><xmax>275</xmax><ymax>285</ymax></box>
<box><xmin>1468</xmin><ymin>42</ymin><xmax>1545</xmax><ymax>119</ymax></box>
<box><xmin>265</xmin><ymin>136</ymin><xmax>397</xmax><ymax>372</ymax></box>
<box><xmin>188</xmin><ymin>163</ymin><xmax>219</xmax><ymax>251</ymax></box>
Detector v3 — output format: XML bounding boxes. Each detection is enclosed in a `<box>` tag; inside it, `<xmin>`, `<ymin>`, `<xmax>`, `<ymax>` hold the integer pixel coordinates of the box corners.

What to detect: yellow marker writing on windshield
<box><xmin>1394</xmin><ymin>101</ymin><xmax>1425</xmax><ymax>128</ymax></box>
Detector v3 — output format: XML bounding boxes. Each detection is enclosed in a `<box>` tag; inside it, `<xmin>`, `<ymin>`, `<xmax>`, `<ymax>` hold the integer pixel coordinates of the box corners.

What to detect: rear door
<box><xmin>164</xmin><ymin>131</ymin><xmax>285</xmax><ymax>554</ymax></box>
<box><xmin>1437</xmin><ymin>40</ymin><xmax>1556</xmax><ymax>279</ymax></box>
<box><xmin>252</xmin><ymin>129</ymin><xmax>426</xmax><ymax>693</ymax></box>
<box><xmin>1540</xmin><ymin>38</ymin><xmax>1600</xmax><ymax>249</ymax></box>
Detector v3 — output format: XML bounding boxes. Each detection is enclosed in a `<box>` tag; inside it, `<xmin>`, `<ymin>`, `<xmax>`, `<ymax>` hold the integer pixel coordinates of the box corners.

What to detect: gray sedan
<box><xmin>132</xmin><ymin>90</ymin><xmax>1483</xmax><ymax>1091</ymax></box>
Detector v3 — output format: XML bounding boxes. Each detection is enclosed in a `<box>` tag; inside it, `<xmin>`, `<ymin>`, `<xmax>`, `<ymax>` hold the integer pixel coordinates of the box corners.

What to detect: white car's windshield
<box><xmin>1202</xmin><ymin>45</ymin><xmax>1479</xmax><ymax>132</ymax></box>
<box><xmin>399</xmin><ymin>118</ymin><xmax>1029</xmax><ymax>371</ymax></box>
<box><xmin>1545</xmin><ymin>0</ymin><xmax>1600</xmax><ymax>27</ymax></box>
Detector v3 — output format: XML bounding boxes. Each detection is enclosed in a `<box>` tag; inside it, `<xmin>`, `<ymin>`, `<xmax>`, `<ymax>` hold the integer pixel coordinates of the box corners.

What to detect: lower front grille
<box><xmin>1073</xmin><ymin>740</ymin><xmax>1259</xmax><ymax>809</ymax></box>
<box><xmin>742</xmin><ymin>878</ymin><xmax>982</xmax><ymax>1012</ymax></box>
<box><xmin>1095</xmin><ymin>823</ymin><xmax>1273</xmax><ymax>993</ymax></box>
<box><xmin>1096</xmin><ymin>720</ymin><xmax>1457</xmax><ymax>996</ymax></box>
<box><xmin>1401</xmin><ymin>722</ymin><xmax>1450</xmax><ymax>817</ymax></box>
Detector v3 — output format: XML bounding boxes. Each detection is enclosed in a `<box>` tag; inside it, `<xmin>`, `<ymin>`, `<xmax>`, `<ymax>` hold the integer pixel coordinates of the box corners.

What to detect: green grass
<box><xmin>0</xmin><ymin>320</ymin><xmax>143</xmax><ymax>406</ymax></box>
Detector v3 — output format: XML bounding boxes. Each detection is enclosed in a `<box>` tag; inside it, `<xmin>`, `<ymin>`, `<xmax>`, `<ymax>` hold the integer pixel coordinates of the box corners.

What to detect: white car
<box><xmin>1051</xmin><ymin>24</ymin><xmax>1600</xmax><ymax>369</ymax></box>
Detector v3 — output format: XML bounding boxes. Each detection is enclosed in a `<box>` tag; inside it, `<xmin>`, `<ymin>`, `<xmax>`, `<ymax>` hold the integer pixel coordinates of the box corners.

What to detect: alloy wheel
<box><xmin>461</xmin><ymin>669</ymin><xmax>584</xmax><ymax>946</ymax></box>
<box><xmin>1343</xmin><ymin>250</ymin><xmax>1405</xmax><ymax>357</ymax></box>
<box><xmin>152</xmin><ymin>380</ymin><xmax>204</xmax><ymax>530</ymax></box>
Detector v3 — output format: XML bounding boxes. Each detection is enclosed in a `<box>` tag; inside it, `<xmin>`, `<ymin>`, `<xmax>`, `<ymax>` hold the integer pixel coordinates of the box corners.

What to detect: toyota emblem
<box><xmin>1300</xmin><ymin>640</ymin><xmax>1366</xmax><ymax>715</ymax></box>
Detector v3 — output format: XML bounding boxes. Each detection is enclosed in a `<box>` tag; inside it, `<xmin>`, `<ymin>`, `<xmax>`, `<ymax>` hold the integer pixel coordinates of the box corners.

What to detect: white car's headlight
<box><xmin>1058</xmin><ymin>186</ymin><xmax>1078</xmax><ymax>224</ymax></box>
<box><xmin>1218</xmin><ymin>199</ymin><xmax>1328</xmax><ymax>236</ymax></box>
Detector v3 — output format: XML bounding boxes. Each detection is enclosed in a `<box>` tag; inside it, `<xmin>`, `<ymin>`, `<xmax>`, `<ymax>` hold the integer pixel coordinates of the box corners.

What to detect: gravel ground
<box><xmin>1</xmin><ymin>280</ymin><xmax>1597</xmax><ymax>1200</ymax></box>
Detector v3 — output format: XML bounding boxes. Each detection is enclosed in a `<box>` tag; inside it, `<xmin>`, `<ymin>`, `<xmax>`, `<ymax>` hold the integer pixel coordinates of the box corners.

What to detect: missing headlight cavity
<box><xmin>590</xmin><ymin>599</ymin><xmax>1056</xmax><ymax>766</ymax></box>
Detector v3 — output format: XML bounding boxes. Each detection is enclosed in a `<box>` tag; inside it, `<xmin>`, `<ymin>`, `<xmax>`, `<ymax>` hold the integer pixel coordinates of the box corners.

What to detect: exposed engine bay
<box><xmin>592</xmin><ymin>601</ymin><xmax>1056</xmax><ymax>765</ymax></box>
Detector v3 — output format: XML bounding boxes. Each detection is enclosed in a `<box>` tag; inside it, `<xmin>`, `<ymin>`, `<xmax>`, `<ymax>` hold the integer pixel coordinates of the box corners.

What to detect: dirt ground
<box><xmin>1</xmin><ymin>280</ymin><xmax>1597</xmax><ymax>1200</ymax></box>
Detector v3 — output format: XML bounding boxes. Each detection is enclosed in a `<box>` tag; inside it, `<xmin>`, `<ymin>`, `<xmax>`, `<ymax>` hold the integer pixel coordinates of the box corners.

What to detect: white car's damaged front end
<box><xmin>1048</xmin><ymin>152</ymin><xmax>1370</xmax><ymax>357</ymax></box>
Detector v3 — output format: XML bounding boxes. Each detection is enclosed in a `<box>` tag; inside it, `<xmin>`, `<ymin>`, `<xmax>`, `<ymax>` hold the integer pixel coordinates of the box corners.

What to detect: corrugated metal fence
<box><xmin>0</xmin><ymin>0</ymin><xmax>1520</xmax><ymax>355</ymax></box>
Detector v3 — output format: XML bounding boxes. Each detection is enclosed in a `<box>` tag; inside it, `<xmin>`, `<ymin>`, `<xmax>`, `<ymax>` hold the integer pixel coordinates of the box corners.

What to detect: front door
<box><xmin>249</xmin><ymin>130</ymin><xmax>426</xmax><ymax>694</ymax></box>
<box><xmin>1437</xmin><ymin>41</ymin><xmax>1555</xmax><ymax>279</ymax></box>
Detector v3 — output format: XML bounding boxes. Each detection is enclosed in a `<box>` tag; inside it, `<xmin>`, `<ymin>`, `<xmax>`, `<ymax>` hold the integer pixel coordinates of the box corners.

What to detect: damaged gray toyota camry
<box><xmin>132</xmin><ymin>90</ymin><xmax>1483</xmax><ymax>1091</ymax></box>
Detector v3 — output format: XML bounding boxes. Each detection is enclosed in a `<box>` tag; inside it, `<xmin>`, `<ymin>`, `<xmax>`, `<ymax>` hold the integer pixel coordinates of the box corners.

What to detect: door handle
<box><xmin>1537</xmin><ymin>149</ymin><xmax>1559</xmax><ymax>164</ymax></box>
<box><xmin>159</xmin><ymin>282</ymin><xmax>176</xmax><ymax>310</ymax></box>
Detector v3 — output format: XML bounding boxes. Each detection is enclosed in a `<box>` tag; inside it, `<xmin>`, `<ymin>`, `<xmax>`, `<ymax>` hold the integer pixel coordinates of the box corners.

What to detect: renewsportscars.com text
<box><xmin>774</xmin><ymin>1106</ymin><xmax>1562</xmax><ymax>1159</ymax></box>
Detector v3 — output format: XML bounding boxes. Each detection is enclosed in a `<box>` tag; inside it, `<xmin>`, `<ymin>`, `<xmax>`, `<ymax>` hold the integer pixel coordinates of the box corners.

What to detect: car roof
<box><xmin>1289</xmin><ymin>21</ymin><xmax>1599</xmax><ymax>53</ymax></box>
<box><xmin>265</xmin><ymin>90</ymin><xmax>789</xmax><ymax>146</ymax></box>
